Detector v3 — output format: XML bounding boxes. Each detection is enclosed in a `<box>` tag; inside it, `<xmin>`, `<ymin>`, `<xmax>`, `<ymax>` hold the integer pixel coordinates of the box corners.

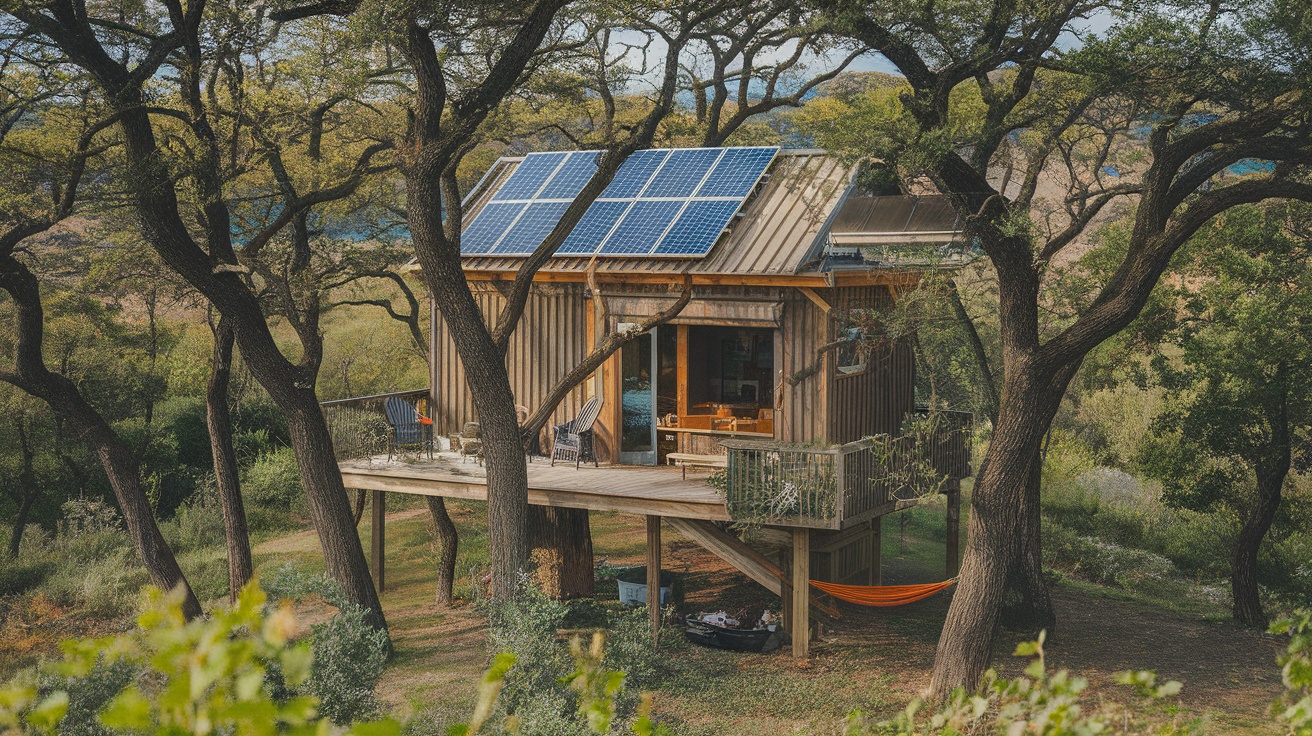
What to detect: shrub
<box><xmin>158</xmin><ymin>485</ymin><xmax>227</xmax><ymax>556</ymax></box>
<box><xmin>1271</xmin><ymin>610</ymin><xmax>1312</xmax><ymax>734</ymax></box>
<box><xmin>0</xmin><ymin>558</ymin><xmax>52</xmax><ymax>597</ymax></box>
<box><xmin>35</xmin><ymin>658</ymin><xmax>137</xmax><ymax>736</ymax></box>
<box><xmin>1043</xmin><ymin>518</ymin><xmax>1176</xmax><ymax>589</ymax></box>
<box><xmin>478</xmin><ymin>581</ymin><xmax>663</xmax><ymax>735</ymax></box>
<box><xmin>0</xmin><ymin>582</ymin><xmax>399</xmax><ymax>735</ymax></box>
<box><xmin>303</xmin><ymin>602</ymin><xmax>391</xmax><ymax>725</ymax></box>
<box><xmin>847</xmin><ymin>632</ymin><xmax>1192</xmax><ymax>735</ymax></box>
<box><xmin>242</xmin><ymin>447</ymin><xmax>304</xmax><ymax>511</ymax></box>
<box><xmin>259</xmin><ymin>565</ymin><xmax>392</xmax><ymax>726</ymax></box>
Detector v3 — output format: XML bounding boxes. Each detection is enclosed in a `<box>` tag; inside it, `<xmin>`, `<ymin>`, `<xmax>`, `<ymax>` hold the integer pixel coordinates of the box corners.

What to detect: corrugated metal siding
<box><xmin>827</xmin><ymin>286</ymin><xmax>916</xmax><ymax>443</ymax></box>
<box><xmin>433</xmin><ymin>283</ymin><xmax>590</xmax><ymax>444</ymax></box>
<box><xmin>459</xmin><ymin>152</ymin><xmax>854</xmax><ymax>278</ymax></box>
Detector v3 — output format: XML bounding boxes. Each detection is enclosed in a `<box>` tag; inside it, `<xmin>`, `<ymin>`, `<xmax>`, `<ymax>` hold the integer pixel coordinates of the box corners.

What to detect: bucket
<box><xmin>615</xmin><ymin>566</ymin><xmax>676</xmax><ymax>606</ymax></box>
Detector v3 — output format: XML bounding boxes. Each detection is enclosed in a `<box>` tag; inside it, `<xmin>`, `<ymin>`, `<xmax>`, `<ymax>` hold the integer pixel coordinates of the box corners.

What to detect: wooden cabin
<box><xmin>329</xmin><ymin>147</ymin><xmax>973</xmax><ymax>656</ymax></box>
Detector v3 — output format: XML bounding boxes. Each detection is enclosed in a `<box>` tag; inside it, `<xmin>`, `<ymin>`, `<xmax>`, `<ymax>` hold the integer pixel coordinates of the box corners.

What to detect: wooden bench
<box><xmin>667</xmin><ymin>452</ymin><xmax>728</xmax><ymax>480</ymax></box>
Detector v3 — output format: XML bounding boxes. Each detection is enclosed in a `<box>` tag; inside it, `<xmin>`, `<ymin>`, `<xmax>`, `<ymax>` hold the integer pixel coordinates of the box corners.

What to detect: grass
<box><xmin>0</xmin><ymin>474</ymin><xmax>1295</xmax><ymax>734</ymax></box>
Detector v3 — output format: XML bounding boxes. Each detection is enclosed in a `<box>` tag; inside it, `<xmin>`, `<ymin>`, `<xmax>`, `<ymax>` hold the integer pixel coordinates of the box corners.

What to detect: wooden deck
<box><xmin>338</xmin><ymin>452</ymin><xmax>731</xmax><ymax>521</ymax></box>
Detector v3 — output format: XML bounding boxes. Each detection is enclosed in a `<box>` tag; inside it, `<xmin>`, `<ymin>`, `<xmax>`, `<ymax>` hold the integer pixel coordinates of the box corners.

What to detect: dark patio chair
<box><xmin>384</xmin><ymin>396</ymin><xmax>433</xmax><ymax>460</ymax></box>
<box><xmin>551</xmin><ymin>396</ymin><xmax>602</xmax><ymax>469</ymax></box>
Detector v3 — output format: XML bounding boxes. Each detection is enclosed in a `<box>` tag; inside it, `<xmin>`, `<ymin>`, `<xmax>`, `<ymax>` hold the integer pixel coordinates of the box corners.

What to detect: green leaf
<box><xmin>25</xmin><ymin>691</ymin><xmax>69</xmax><ymax>731</ymax></box>
<box><xmin>99</xmin><ymin>687</ymin><xmax>153</xmax><ymax>730</ymax></box>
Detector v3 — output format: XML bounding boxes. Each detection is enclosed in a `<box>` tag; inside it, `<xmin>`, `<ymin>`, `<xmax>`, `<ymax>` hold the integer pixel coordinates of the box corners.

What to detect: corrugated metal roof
<box><xmin>458</xmin><ymin>150</ymin><xmax>855</xmax><ymax>277</ymax></box>
<box><xmin>830</xmin><ymin>195</ymin><xmax>962</xmax><ymax>236</ymax></box>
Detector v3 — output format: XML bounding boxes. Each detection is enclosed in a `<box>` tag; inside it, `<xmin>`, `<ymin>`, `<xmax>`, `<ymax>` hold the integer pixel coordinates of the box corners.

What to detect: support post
<box><xmin>870</xmin><ymin>516</ymin><xmax>883</xmax><ymax>585</ymax></box>
<box><xmin>946</xmin><ymin>480</ymin><xmax>961</xmax><ymax>578</ymax></box>
<box><xmin>371</xmin><ymin>489</ymin><xmax>385</xmax><ymax>593</ymax></box>
<box><xmin>646</xmin><ymin>515</ymin><xmax>661</xmax><ymax>647</ymax></box>
<box><xmin>791</xmin><ymin>527</ymin><xmax>810</xmax><ymax>658</ymax></box>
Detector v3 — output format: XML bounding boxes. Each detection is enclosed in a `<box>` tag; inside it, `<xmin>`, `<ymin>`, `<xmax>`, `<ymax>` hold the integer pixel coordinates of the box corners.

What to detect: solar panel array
<box><xmin>460</xmin><ymin>146</ymin><xmax>779</xmax><ymax>258</ymax></box>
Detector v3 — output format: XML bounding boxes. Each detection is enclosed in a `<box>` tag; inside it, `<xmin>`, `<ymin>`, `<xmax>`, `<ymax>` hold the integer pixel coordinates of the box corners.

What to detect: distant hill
<box><xmin>812</xmin><ymin>71</ymin><xmax>906</xmax><ymax>99</ymax></box>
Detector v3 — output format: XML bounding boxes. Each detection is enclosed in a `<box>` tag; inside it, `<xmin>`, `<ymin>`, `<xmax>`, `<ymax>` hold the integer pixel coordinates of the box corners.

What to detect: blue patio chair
<box><xmin>551</xmin><ymin>396</ymin><xmax>602</xmax><ymax>469</ymax></box>
<box><xmin>384</xmin><ymin>396</ymin><xmax>433</xmax><ymax>460</ymax></box>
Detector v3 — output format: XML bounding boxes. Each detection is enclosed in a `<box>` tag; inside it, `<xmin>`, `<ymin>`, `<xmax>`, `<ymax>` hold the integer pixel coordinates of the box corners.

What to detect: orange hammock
<box><xmin>808</xmin><ymin>578</ymin><xmax>957</xmax><ymax>607</ymax></box>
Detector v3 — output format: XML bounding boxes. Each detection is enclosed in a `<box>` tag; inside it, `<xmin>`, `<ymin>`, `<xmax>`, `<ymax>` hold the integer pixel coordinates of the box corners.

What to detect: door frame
<box><xmin>618</xmin><ymin>325</ymin><xmax>659</xmax><ymax>465</ymax></box>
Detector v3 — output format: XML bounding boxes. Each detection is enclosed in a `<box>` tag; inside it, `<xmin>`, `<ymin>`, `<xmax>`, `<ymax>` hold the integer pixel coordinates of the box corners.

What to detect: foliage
<box><xmin>473</xmin><ymin>582</ymin><xmax>664</xmax><ymax>735</ymax></box>
<box><xmin>302</xmin><ymin>601</ymin><xmax>391</xmax><ymax>726</ymax></box>
<box><xmin>1272</xmin><ymin>611</ymin><xmax>1312</xmax><ymax>734</ymax></box>
<box><xmin>0</xmin><ymin>581</ymin><xmax>400</xmax><ymax>735</ymax></box>
<box><xmin>1137</xmin><ymin>203</ymin><xmax>1312</xmax><ymax>517</ymax></box>
<box><xmin>434</xmin><ymin>632</ymin><xmax>669</xmax><ymax>736</ymax></box>
<box><xmin>847</xmin><ymin>632</ymin><xmax>1191</xmax><ymax>735</ymax></box>
<box><xmin>243</xmin><ymin>448</ymin><xmax>306</xmax><ymax>513</ymax></box>
<box><xmin>260</xmin><ymin>565</ymin><xmax>392</xmax><ymax>726</ymax></box>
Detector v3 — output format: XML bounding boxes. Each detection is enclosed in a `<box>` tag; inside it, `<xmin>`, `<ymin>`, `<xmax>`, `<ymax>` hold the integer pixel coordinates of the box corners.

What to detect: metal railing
<box><xmin>320</xmin><ymin>389</ymin><xmax>431</xmax><ymax>461</ymax></box>
<box><xmin>719</xmin><ymin>409</ymin><xmax>973</xmax><ymax>530</ymax></box>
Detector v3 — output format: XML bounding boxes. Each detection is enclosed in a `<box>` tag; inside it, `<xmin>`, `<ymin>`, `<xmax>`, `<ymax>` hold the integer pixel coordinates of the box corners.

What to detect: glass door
<box><xmin>619</xmin><ymin>328</ymin><xmax>657</xmax><ymax>465</ymax></box>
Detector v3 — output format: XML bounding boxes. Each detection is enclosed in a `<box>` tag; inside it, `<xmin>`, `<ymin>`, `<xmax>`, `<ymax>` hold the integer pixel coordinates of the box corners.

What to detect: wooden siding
<box><xmin>827</xmin><ymin>286</ymin><xmax>916</xmax><ymax>443</ymax></box>
<box><xmin>432</xmin><ymin>282</ymin><xmax>590</xmax><ymax>450</ymax></box>
<box><xmin>778</xmin><ymin>289</ymin><xmax>828</xmax><ymax>444</ymax></box>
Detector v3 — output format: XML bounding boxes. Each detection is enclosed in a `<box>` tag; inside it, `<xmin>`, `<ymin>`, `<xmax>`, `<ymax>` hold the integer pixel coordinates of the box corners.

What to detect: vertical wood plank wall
<box><xmin>431</xmin><ymin>282</ymin><xmax>589</xmax><ymax>450</ymax></box>
<box><xmin>826</xmin><ymin>286</ymin><xmax>916</xmax><ymax>443</ymax></box>
<box><xmin>778</xmin><ymin>290</ymin><xmax>828</xmax><ymax>444</ymax></box>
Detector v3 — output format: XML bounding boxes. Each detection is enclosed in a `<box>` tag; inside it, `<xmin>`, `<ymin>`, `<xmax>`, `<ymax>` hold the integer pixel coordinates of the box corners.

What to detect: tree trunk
<box><xmin>407</xmin><ymin>171</ymin><xmax>529</xmax><ymax>600</ymax></box>
<box><xmin>282</xmin><ymin>389</ymin><xmax>389</xmax><ymax>630</ymax></box>
<box><xmin>528</xmin><ymin>507</ymin><xmax>595</xmax><ymax>599</ymax></box>
<box><xmin>998</xmin><ymin>450</ymin><xmax>1055</xmax><ymax>632</ymax></box>
<box><xmin>426</xmin><ymin>497</ymin><xmax>458</xmax><ymax>606</ymax></box>
<box><xmin>354</xmin><ymin>489</ymin><xmax>367</xmax><ymax>526</ymax></box>
<box><xmin>0</xmin><ymin>253</ymin><xmax>202</xmax><ymax>619</ymax></box>
<box><xmin>1232</xmin><ymin>392</ymin><xmax>1290</xmax><ymax>629</ymax></box>
<box><xmin>207</xmin><ymin>317</ymin><xmax>253</xmax><ymax>603</ymax></box>
<box><xmin>8</xmin><ymin>416</ymin><xmax>39</xmax><ymax>559</ymax></box>
<box><xmin>929</xmin><ymin>361</ymin><xmax>1074</xmax><ymax>697</ymax></box>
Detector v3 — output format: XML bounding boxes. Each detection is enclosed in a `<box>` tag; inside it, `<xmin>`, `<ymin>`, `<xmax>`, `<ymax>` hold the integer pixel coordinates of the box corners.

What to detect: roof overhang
<box><xmin>458</xmin><ymin>267</ymin><xmax>924</xmax><ymax>288</ymax></box>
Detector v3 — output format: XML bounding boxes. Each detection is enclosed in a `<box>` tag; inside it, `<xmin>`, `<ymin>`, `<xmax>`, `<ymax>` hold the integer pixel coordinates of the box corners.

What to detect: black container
<box><xmin>683</xmin><ymin>615</ymin><xmax>780</xmax><ymax>653</ymax></box>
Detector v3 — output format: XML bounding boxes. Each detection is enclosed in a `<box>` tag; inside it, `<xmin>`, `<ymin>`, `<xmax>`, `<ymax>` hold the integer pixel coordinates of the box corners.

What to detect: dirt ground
<box><xmin>333</xmin><ymin>506</ymin><xmax>1287</xmax><ymax>734</ymax></box>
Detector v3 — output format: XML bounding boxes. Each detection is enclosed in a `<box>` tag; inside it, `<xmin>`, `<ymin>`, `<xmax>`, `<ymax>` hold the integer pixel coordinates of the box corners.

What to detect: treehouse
<box><xmin>325</xmin><ymin>147</ymin><xmax>974</xmax><ymax>656</ymax></box>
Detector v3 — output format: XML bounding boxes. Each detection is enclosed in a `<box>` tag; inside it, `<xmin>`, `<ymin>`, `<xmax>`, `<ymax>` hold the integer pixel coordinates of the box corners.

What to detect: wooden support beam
<box><xmin>371</xmin><ymin>490</ymin><xmax>385</xmax><ymax>593</ymax></box>
<box><xmin>798</xmin><ymin>286</ymin><xmax>835</xmax><ymax>315</ymax></box>
<box><xmin>792</xmin><ymin>528</ymin><xmax>810</xmax><ymax>658</ymax></box>
<box><xmin>871</xmin><ymin>517</ymin><xmax>883</xmax><ymax>586</ymax></box>
<box><xmin>946</xmin><ymin>481</ymin><xmax>961</xmax><ymax>578</ymax></box>
<box><xmin>646</xmin><ymin>515</ymin><xmax>662</xmax><ymax>647</ymax></box>
<box><xmin>665</xmin><ymin>517</ymin><xmax>840</xmax><ymax>619</ymax></box>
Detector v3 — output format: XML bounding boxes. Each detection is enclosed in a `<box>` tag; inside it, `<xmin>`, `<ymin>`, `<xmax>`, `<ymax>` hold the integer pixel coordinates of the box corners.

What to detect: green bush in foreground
<box><xmin>0</xmin><ymin>582</ymin><xmax>399</xmax><ymax>735</ymax></box>
<box><xmin>1273</xmin><ymin>611</ymin><xmax>1312</xmax><ymax>734</ymax></box>
<box><xmin>847</xmin><ymin>631</ymin><xmax>1193</xmax><ymax>735</ymax></box>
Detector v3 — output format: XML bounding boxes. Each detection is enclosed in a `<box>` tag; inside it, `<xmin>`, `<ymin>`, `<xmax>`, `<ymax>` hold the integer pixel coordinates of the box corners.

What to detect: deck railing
<box><xmin>320</xmin><ymin>389</ymin><xmax>431</xmax><ymax>461</ymax></box>
<box><xmin>719</xmin><ymin>410</ymin><xmax>973</xmax><ymax>530</ymax></box>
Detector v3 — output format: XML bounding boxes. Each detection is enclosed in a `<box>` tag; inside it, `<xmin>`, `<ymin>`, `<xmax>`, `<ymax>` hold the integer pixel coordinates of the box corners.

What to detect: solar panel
<box><xmin>651</xmin><ymin>200</ymin><xmax>743</xmax><ymax>255</ymax></box>
<box><xmin>460</xmin><ymin>202</ymin><xmax>526</xmax><ymax>254</ymax></box>
<box><xmin>642</xmin><ymin>148</ymin><xmax>722</xmax><ymax>198</ymax></box>
<box><xmin>491</xmin><ymin>153</ymin><xmax>566</xmax><ymax>201</ymax></box>
<box><xmin>497</xmin><ymin>201</ymin><xmax>572</xmax><ymax>254</ymax></box>
<box><xmin>597</xmin><ymin>200</ymin><xmax>684</xmax><ymax>255</ymax></box>
<box><xmin>461</xmin><ymin>146</ymin><xmax>779</xmax><ymax>259</ymax></box>
<box><xmin>603</xmin><ymin>150</ymin><xmax>669</xmax><ymax>199</ymax></box>
<box><xmin>557</xmin><ymin>200</ymin><xmax>628</xmax><ymax>255</ymax></box>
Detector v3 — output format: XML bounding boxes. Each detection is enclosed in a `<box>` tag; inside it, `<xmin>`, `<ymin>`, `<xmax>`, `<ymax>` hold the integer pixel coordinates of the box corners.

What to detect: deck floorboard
<box><xmin>338</xmin><ymin>452</ymin><xmax>730</xmax><ymax>521</ymax></box>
